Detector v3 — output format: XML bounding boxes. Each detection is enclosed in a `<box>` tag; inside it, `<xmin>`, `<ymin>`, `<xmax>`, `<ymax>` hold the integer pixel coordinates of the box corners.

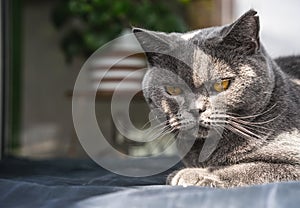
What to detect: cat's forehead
<box><xmin>180</xmin><ymin>25</ymin><xmax>225</xmax><ymax>42</ymax></box>
<box><xmin>190</xmin><ymin>48</ymin><xmax>216</xmax><ymax>87</ymax></box>
<box><xmin>173</xmin><ymin>46</ymin><xmax>233</xmax><ymax>87</ymax></box>
<box><xmin>147</xmin><ymin>26</ymin><xmax>237</xmax><ymax>86</ymax></box>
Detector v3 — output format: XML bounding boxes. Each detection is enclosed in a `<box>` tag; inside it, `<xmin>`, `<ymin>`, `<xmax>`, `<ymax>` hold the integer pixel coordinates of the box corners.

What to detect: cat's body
<box><xmin>133</xmin><ymin>10</ymin><xmax>300</xmax><ymax>187</ymax></box>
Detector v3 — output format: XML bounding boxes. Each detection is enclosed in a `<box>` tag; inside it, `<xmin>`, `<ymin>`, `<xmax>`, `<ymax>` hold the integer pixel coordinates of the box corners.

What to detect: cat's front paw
<box><xmin>167</xmin><ymin>168</ymin><xmax>225</xmax><ymax>188</ymax></box>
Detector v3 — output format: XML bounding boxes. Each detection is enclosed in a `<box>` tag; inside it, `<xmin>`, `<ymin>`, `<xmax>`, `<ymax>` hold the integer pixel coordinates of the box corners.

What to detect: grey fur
<box><xmin>133</xmin><ymin>10</ymin><xmax>300</xmax><ymax>188</ymax></box>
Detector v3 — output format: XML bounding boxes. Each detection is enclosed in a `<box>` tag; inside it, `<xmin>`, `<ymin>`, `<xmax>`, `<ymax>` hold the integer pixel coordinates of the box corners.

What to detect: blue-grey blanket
<box><xmin>0</xmin><ymin>157</ymin><xmax>300</xmax><ymax>208</ymax></box>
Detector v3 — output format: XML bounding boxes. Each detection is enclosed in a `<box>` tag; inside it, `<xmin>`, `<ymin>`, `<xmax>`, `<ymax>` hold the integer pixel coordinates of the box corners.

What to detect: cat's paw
<box><xmin>167</xmin><ymin>168</ymin><xmax>225</xmax><ymax>188</ymax></box>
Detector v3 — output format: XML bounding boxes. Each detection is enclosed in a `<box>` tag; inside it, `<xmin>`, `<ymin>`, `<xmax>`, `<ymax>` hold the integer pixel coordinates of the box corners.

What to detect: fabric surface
<box><xmin>0</xmin><ymin>157</ymin><xmax>300</xmax><ymax>208</ymax></box>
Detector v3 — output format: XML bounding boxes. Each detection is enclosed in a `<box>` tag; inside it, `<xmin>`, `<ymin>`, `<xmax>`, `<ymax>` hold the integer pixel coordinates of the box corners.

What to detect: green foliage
<box><xmin>52</xmin><ymin>0</ymin><xmax>187</xmax><ymax>62</ymax></box>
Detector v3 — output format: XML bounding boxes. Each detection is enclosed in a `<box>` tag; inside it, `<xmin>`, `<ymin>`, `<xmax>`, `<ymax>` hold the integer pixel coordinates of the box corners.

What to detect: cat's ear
<box><xmin>132</xmin><ymin>28</ymin><xmax>171</xmax><ymax>52</ymax></box>
<box><xmin>132</xmin><ymin>28</ymin><xmax>172</xmax><ymax>65</ymax></box>
<box><xmin>222</xmin><ymin>9</ymin><xmax>260</xmax><ymax>55</ymax></box>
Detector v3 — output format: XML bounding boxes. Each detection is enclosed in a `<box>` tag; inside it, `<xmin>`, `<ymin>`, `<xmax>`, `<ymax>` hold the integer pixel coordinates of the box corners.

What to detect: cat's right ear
<box><xmin>221</xmin><ymin>9</ymin><xmax>260</xmax><ymax>55</ymax></box>
<box><xmin>132</xmin><ymin>28</ymin><xmax>171</xmax><ymax>66</ymax></box>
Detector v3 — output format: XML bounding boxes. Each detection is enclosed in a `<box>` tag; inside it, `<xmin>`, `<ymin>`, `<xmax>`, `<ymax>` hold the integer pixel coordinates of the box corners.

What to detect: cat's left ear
<box><xmin>222</xmin><ymin>9</ymin><xmax>260</xmax><ymax>55</ymax></box>
<box><xmin>132</xmin><ymin>28</ymin><xmax>173</xmax><ymax>66</ymax></box>
<box><xmin>132</xmin><ymin>28</ymin><xmax>171</xmax><ymax>52</ymax></box>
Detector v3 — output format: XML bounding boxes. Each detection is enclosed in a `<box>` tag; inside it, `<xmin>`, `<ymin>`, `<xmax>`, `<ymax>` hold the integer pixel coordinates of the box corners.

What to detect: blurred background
<box><xmin>1</xmin><ymin>0</ymin><xmax>300</xmax><ymax>160</ymax></box>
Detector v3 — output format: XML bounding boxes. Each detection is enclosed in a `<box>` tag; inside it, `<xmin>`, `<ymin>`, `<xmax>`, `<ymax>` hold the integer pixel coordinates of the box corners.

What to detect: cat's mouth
<box><xmin>174</xmin><ymin>121</ymin><xmax>210</xmax><ymax>139</ymax></box>
<box><xmin>174</xmin><ymin>125</ymin><xmax>209</xmax><ymax>140</ymax></box>
<box><xmin>167</xmin><ymin>114</ymin><xmax>212</xmax><ymax>139</ymax></box>
<box><xmin>197</xmin><ymin>126</ymin><xmax>209</xmax><ymax>138</ymax></box>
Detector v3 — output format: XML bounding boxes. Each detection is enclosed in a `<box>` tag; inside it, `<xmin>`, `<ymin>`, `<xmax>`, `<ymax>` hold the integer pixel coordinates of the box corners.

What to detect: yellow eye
<box><xmin>165</xmin><ymin>86</ymin><xmax>182</xmax><ymax>95</ymax></box>
<box><xmin>213</xmin><ymin>79</ymin><xmax>231</xmax><ymax>92</ymax></box>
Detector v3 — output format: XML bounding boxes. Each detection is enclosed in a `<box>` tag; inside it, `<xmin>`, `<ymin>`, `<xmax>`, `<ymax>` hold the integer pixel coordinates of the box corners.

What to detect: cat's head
<box><xmin>133</xmin><ymin>10</ymin><xmax>275</xmax><ymax>139</ymax></box>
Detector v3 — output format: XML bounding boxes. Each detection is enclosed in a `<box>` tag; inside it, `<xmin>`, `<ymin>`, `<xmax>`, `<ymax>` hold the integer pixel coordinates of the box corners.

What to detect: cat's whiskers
<box><xmin>144</xmin><ymin>112</ymin><xmax>187</xmax><ymax>143</ymax></box>
<box><xmin>212</xmin><ymin>125</ymin><xmax>229</xmax><ymax>142</ymax></box>
<box><xmin>228</xmin><ymin>120</ymin><xmax>268</xmax><ymax>138</ymax></box>
<box><xmin>169</xmin><ymin>119</ymin><xmax>180</xmax><ymax>129</ymax></box>
<box><xmin>225</xmin><ymin>124</ymin><xmax>258</xmax><ymax>140</ymax></box>
<box><xmin>226</xmin><ymin>116</ymin><xmax>274</xmax><ymax>132</ymax></box>
<box><xmin>226</xmin><ymin>103</ymin><xmax>278</xmax><ymax>119</ymax></box>
<box><xmin>146</xmin><ymin>114</ymin><xmax>200</xmax><ymax>153</ymax></box>
<box><xmin>141</xmin><ymin>115</ymin><xmax>168</xmax><ymax>130</ymax></box>
<box><xmin>214</xmin><ymin>114</ymin><xmax>275</xmax><ymax>135</ymax></box>
<box><xmin>242</xmin><ymin>113</ymin><xmax>283</xmax><ymax>125</ymax></box>
<box><xmin>147</xmin><ymin>127</ymin><xmax>172</xmax><ymax>141</ymax></box>
<box><xmin>208</xmin><ymin>112</ymin><xmax>274</xmax><ymax>140</ymax></box>
<box><xmin>210</xmin><ymin>103</ymin><xmax>284</xmax><ymax>140</ymax></box>
<box><xmin>149</xmin><ymin>128</ymin><xmax>172</xmax><ymax>142</ymax></box>
<box><xmin>147</xmin><ymin>126</ymin><xmax>177</xmax><ymax>154</ymax></box>
<box><xmin>232</xmin><ymin>121</ymin><xmax>271</xmax><ymax>136</ymax></box>
<box><xmin>145</xmin><ymin>121</ymin><xmax>169</xmax><ymax>139</ymax></box>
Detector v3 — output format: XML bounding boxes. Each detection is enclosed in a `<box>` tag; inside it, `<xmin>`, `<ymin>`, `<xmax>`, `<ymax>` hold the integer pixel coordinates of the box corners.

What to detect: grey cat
<box><xmin>133</xmin><ymin>10</ymin><xmax>300</xmax><ymax>188</ymax></box>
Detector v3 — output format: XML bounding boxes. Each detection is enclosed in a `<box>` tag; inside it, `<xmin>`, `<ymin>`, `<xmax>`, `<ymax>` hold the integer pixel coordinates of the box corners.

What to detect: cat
<box><xmin>133</xmin><ymin>9</ymin><xmax>300</xmax><ymax>188</ymax></box>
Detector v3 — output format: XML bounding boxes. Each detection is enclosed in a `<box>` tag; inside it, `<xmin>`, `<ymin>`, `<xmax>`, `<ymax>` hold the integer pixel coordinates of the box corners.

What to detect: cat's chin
<box><xmin>182</xmin><ymin>126</ymin><xmax>209</xmax><ymax>140</ymax></box>
<box><xmin>197</xmin><ymin>126</ymin><xmax>209</xmax><ymax>139</ymax></box>
<box><xmin>174</xmin><ymin>124</ymin><xmax>211</xmax><ymax>140</ymax></box>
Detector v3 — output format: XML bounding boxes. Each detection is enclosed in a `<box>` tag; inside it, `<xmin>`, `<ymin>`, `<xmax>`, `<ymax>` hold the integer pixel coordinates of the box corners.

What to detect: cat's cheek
<box><xmin>208</xmin><ymin>95</ymin><xmax>226</xmax><ymax>107</ymax></box>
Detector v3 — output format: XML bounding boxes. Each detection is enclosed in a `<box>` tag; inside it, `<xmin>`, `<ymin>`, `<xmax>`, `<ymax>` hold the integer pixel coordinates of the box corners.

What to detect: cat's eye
<box><xmin>213</xmin><ymin>79</ymin><xmax>231</xmax><ymax>92</ymax></box>
<box><xmin>165</xmin><ymin>86</ymin><xmax>182</xmax><ymax>96</ymax></box>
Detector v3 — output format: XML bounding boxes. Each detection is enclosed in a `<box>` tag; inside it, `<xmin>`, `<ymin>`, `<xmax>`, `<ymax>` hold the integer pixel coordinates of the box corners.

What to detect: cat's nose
<box><xmin>189</xmin><ymin>107</ymin><xmax>206</xmax><ymax>116</ymax></box>
<box><xmin>194</xmin><ymin>100</ymin><xmax>206</xmax><ymax>113</ymax></box>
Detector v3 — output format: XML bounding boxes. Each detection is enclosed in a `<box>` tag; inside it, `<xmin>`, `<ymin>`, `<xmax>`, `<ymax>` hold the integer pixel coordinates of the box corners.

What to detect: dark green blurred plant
<box><xmin>52</xmin><ymin>0</ymin><xmax>187</xmax><ymax>62</ymax></box>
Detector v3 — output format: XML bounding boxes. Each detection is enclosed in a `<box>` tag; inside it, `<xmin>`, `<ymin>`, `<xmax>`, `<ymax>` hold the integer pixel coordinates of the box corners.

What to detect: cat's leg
<box><xmin>167</xmin><ymin>162</ymin><xmax>300</xmax><ymax>188</ymax></box>
<box><xmin>167</xmin><ymin>168</ymin><xmax>225</xmax><ymax>187</ymax></box>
